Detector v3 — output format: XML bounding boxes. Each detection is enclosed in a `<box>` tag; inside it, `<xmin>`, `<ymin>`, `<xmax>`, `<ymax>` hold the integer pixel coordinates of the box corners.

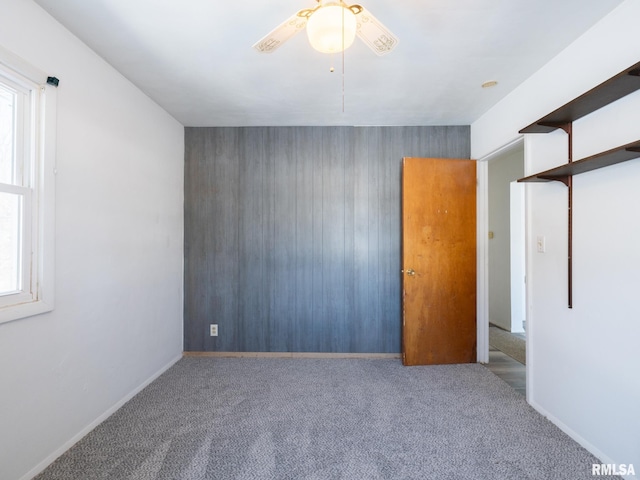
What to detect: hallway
<box><xmin>485</xmin><ymin>326</ymin><xmax>526</xmax><ymax>396</ymax></box>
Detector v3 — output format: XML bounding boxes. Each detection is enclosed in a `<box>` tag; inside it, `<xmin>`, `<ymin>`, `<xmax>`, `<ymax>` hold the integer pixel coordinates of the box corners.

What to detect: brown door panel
<box><xmin>402</xmin><ymin>157</ymin><xmax>476</xmax><ymax>366</ymax></box>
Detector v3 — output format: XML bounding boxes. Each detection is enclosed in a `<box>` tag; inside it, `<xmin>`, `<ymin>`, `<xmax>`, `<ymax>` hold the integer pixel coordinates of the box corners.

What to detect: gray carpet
<box><xmin>36</xmin><ymin>358</ymin><xmax>615</xmax><ymax>479</ymax></box>
<box><xmin>489</xmin><ymin>326</ymin><xmax>526</xmax><ymax>365</ymax></box>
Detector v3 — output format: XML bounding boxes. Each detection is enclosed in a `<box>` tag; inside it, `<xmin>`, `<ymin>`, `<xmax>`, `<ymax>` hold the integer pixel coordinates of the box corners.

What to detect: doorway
<box><xmin>483</xmin><ymin>140</ymin><xmax>527</xmax><ymax>395</ymax></box>
<box><xmin>488</xmin><ymin>144</ymin><xmax>525</xmax><ymax>334</ymax></box>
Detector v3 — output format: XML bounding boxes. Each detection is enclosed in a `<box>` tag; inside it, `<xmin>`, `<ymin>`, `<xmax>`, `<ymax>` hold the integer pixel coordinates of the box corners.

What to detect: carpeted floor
<box><xmin>489</xmin><ymin>326</ymin><xmax>526</xmax><ymax>365</ymax></box>
<box><xmin>36</xmin><ymin>357</ymin><xmax>615</xmax><ymax>479</ymax></box>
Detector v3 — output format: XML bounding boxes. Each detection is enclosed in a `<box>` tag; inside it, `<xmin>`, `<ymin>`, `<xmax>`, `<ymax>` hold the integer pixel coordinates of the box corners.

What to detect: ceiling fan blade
<box><xmin>253</xmin><ymin>13</ymin><xmax>308</xmax><ymax>53</ymax></box>
<box><xmin>355</xmin><ymin>7</ymin><xmax>399</xmax><ymax>56</ymax></box>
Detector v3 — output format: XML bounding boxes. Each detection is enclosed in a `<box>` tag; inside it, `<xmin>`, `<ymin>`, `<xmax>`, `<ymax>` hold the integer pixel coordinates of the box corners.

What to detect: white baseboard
<box><xmin>20</xmin><ymin>353</ymin><xmax>182</xmax><ymax>480</ymax></box>
<box><xmin>528</xmin><ymin>398</ymin><xmax>617</xmax><ymax>467</ymax></box>
<box><xmin>183</xmin><ymin>351</ymin><xmax>401</xmax><ymax>359</ymax></box>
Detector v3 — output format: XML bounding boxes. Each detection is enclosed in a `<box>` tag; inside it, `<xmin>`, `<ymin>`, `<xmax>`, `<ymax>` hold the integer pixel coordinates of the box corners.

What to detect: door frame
<box><xmin>476</xmin><ymin>136</ymin><xmax>526</xmax><ymax>363</ymax></box>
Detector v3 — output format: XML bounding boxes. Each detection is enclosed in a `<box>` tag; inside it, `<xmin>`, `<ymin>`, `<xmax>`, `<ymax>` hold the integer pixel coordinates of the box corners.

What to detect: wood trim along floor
<box><xmin>183</xmin><ymin>352</ymin><xmax>401</xmax><ymax>360</ymax></box>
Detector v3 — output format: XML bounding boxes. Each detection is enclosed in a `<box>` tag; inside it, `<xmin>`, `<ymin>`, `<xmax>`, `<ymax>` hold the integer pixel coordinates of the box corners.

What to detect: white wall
<box><xmin>0</xmin><ymin>2</ymin><xmax>184</xmax><ymax>479</ymax></box>
<box><xmin>488</xmin><ymin>147</ymin><xmax>524</xmax><ymax>331</ymax></box>
<box><xmin>472</xmin><ymin>0</ymin><xmax>640</xmax><ymax>475</ymax></box>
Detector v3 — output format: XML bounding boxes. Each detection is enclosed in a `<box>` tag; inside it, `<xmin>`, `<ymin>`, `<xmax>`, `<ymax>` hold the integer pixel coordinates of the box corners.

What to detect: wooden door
<box><xmin>402</xmin><ymin>157</ymin><xmax>476</xmax><ymax>366</ymax></box>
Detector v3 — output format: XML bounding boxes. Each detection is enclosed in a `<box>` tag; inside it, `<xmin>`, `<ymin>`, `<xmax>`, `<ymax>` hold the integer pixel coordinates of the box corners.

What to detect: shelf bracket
<box><xmin>538</xmin><ymin>175</ymin><xmax>571</xmax><ymax>186</ymax></box>
<box><xmin>558</xmin><ymin>122</ymin><xmax>574</xmax><ymax>309</ymax></box>
<box><xmin>537</xmin><ymin>121</ymin><xmax>572</xmax><ymax>133</ymax></box>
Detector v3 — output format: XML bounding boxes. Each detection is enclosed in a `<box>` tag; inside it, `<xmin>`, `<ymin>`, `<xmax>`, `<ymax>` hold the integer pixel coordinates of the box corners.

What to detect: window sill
<box><xmin>0</xmin><ymin>299</ymin><xmax>54</xmax><ymax>325</ymax></box>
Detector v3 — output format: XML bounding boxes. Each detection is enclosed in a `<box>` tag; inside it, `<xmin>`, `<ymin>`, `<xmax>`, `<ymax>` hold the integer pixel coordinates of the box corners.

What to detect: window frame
<box><xmin>0</xmin><ymin>46</ymin><xmax>56</xmax><ymax>324</ymax></box>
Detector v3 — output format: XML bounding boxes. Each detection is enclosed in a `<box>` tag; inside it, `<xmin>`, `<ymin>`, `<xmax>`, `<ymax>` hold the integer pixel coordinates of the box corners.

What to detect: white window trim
<box><xmin>0</xmin><ymin>46</ymin><xmax>56</xmax><ymax>324</ymax></box>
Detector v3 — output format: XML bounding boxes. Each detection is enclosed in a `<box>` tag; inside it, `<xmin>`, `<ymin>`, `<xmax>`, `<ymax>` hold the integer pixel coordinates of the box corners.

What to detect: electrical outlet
<box><xmin>210</xmin><ymin>324</ymin><xmax>218</xmax><ymax>336</ymax></box>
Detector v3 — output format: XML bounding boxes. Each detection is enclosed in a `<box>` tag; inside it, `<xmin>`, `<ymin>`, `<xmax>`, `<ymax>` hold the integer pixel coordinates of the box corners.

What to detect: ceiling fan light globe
<box><xmin>306</xmin><ymin>4</ymin><xmax>357</xmax><ymax>54</ymax></box>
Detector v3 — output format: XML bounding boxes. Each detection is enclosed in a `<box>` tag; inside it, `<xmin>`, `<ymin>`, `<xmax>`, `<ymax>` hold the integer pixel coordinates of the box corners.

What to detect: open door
<box><xmin>402</xmin><ymin>157</ymin><xmax>476</xmax><ymax>366</ymax></box>
<box><xmin>510</xmin><ymin>181</ymin><xmax>526</xmax><ymax>333</ymax></box>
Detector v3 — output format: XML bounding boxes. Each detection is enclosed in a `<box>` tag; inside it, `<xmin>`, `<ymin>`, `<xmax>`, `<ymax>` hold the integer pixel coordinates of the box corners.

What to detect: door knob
<box><xmin>405</xmin><ymin>269</ymin><xmax>416</xmax><ymax>276</ymax></box>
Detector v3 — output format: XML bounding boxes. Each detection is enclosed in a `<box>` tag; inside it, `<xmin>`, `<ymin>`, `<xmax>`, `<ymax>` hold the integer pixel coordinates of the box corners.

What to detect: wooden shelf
<box><xmin>518</xmin><ymin>140</ymin><xmax>640</xmax><ymax>185</ymax></box>
<box><xmin>520</xmin><ymin>61</ymin><xmax>640</xmax><ymax>134</ymax></box>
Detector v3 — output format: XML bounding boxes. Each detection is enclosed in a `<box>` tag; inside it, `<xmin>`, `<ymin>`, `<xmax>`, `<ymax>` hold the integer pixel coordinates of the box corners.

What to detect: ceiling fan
<box><xmin>253</xmin><ymin>0</ymin><xmax>399</xmax><ymax>56</ymax></box>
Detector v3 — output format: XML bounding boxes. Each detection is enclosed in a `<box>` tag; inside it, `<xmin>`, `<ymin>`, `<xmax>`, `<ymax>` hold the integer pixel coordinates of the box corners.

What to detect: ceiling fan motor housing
<box><xmin>306</xmin><ymin>2</ymin><xmax>358</xmax><ymax>53</ymax></box>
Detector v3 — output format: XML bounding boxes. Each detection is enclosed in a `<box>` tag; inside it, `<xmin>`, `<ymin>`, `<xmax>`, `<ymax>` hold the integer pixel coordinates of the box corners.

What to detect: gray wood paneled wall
<box><xmin>184</xmin><ymin>126</ymin><xmax>470</xmax><ymax>352</ymax></box>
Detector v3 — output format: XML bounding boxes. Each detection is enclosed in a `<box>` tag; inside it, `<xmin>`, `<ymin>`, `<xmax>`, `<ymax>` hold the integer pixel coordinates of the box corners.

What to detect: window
<box><xmin>0</xmin><ymin>50</ymin><xmax>56</xmax><ymax>324</ymax></box>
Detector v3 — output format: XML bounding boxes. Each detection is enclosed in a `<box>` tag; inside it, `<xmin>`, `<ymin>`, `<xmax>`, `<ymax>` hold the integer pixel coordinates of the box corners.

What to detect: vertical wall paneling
<box><xmin>269</xmin><ymin>127</ymin><xmax>297</xmax><ymax>351</ymax></box>
<box><xmin>310</xmin><ymin>128</ymin><xmax>325</xmax><ymax>351</ymax></box>
<box><xmin>238</xmin><ymin>128</ymin><xmax>265</xmax><ymax>351</ymax></box>
<box><xmin>366</xmin><ymin>128</ymin><xmax>383</xmax><ymax>352</ymax></box>
<box><xmin>293</xmin><ymin>127</ymin><xmax>316</xmax><ymax>351</ymax></box>
<box><xmin>183</xmin><ymin>132</ymin><xmax>203</xmax><ymax>351</ymax></box>
<box><xmin>342</xmin><ymin>129</ymin><xmax>366</xmax><ymax>352</ymax></box>
<box><xmin>381</xmin><ymin>128</ymin><xmax>402</xmax><ymax>352</ymax></box>
<box><xmin>322</xmin><ymin>127</ymin><xmax>347</xmax><ymax>352</ymax></box>
<box><xmin>222</xmin><ymin>129</ymin><xmax>241</xmax><ymax>352</ymax></box>
<box><xmin>184</xmin><ymin>126</ymin><xmax>470</xmax><ymax>353</ymax></box>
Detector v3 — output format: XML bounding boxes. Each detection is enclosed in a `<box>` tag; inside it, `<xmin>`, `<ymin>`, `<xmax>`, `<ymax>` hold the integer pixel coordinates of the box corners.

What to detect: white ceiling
<box><xmin>33</xmin><ymin>0</ymin><xmax>623</xmax><ymax>127</ymax></box>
